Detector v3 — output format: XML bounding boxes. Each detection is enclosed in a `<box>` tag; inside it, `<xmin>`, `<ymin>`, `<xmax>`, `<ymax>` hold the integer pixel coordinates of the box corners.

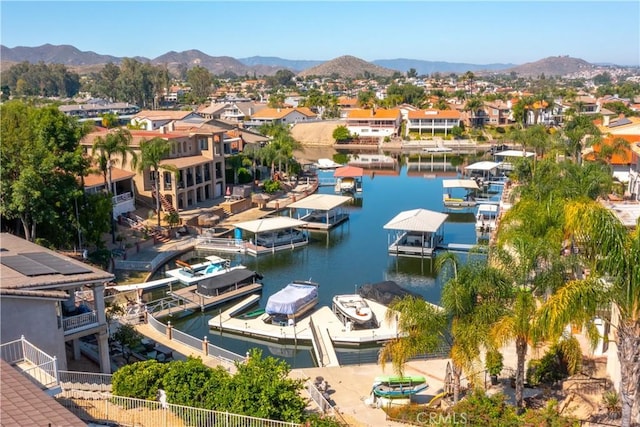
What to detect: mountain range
<box><xmin>0</xmin><ymin>44</ymin><xmax>608</xmax><ymax>77</ymax></box>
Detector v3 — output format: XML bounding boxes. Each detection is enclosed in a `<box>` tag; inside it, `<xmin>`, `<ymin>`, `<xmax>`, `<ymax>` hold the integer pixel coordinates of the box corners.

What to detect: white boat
<box><xmin>165</xmin><ymin>255</ymin><xmax>261</xmax><ymax>296</ymax></box>
<box><xmin>315</xmin><ymin>158</ymin><xmax>342</xmax><ymax>169</ymax></box>
<box><xmin>265</xmin><ymin>280</ymin><xmax>319</xmax><ymax>323</ymax></box>
<box><xmin>442</xmin><ymin>179</ymin><xmax>480</xmax><ymax>208</ymax></box>
<box><xmin>332</xmin><ymin>294</ymin><xmax>373</xmax><ymax>325</ymax></box>
<box><xmin>336</xmin><ymin>177</ymin><xmax>356</xmax><ymax>192</ymax></box>
<box><xmin>476</xmin><ymin>203</ymin><xmax>499</xmax><ymax>235</ymax></box>
<box><xmin>255</xmin><ymin>228</ymin><xmax>307</xmax><ymax>248</ymax></box>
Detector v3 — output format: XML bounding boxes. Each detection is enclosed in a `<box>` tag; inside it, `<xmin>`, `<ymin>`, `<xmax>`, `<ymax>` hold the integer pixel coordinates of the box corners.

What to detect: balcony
<box><xmin>63</xmin><ymin>310</ymin><xmax>99</xmax><ymax>335</ymax></box>
<box><xmin>112</xmin><ymin>192</ymin><xmax>135</xmax><ymax>218</ymax></box>
<box><xmin>0</xmin><ymin>336</ymin><xmax>61</xmax><ymax>395</ymax></box>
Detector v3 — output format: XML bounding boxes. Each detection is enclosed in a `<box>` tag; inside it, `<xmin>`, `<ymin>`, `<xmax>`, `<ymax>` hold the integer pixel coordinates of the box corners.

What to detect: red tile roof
<box><xmin>347</xmin><ymin>108</ymin><xmax>401</xmax><ymax>120</ymax></box>
<box><xmin>1</xmin><ymin>359</ymin><xmax>86</xmax><ymax>426</ymax></box>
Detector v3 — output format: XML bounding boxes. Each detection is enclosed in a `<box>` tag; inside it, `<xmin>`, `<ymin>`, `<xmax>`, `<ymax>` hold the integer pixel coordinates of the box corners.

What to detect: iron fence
<box><xmin>57</xmin><ymin>391</ymin><xmax>302</xmax><ymax>427</ymax></box>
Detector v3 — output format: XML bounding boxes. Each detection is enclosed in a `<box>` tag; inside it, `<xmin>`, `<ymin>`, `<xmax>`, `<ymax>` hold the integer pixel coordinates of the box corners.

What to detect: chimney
<box><xmin>603</xmin><ymin>115</ymin><xmax>610</xmax><ymax>127</ymax></box>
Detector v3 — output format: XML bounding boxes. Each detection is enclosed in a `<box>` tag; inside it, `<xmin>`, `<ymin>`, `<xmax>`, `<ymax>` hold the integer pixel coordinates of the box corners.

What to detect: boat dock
<box><xmin>151</xmin><ymin>283</ymin><xmax>263</xmax><ymax>319</ymax></box>
<box><xmin>208</xmin><ymin>296</ymin><xmax>399</xmax><ymax>367</ymax></box>
<box><xmin>438</xmin><ymin>243</ymin><xmax>488</xmax><ymax>253</ymax></box>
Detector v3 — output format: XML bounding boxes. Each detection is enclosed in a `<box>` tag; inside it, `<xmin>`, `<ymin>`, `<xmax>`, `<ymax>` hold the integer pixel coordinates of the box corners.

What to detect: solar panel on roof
<box><xmin>609</xmin><ymin>118</ymin><xmax>632</xmax><ymax>127</ymax></box>
<box><xmin>0</xmin><ymin>255</ymin><xmax>57</xmax><ymax>276</ymax></box>
<box><xmin>22</xmin><ymin>252</ymin><xmax>91</xmax><ymax>275</ymax></box>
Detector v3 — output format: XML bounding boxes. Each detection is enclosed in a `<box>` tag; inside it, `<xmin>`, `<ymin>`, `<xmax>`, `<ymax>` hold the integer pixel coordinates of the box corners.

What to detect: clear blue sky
<box><xmin>2</xmin><ymin>1</ymin><xmax>639</xmax><ymax>66</ymax></box>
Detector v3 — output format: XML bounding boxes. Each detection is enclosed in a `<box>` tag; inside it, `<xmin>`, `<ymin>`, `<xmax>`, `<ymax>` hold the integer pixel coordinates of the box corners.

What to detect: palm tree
<box><xmin>91</xmin><ymin>128</ymin><xmax>136</xmax><ymax>242</ymax></box>
<box><xmin>379</xmin><ymin>295</ymin><xmax>448</xmax><ymax>377</ymax></box>
<box><xmin>464</xmin><ymin>96</ymin><xmax>484</xmax><ymax>128</ymax></box>
<box><xmin>436</xmin><ymin>253</ymin><xmax>512</xmax><ymax>402</ymax></box>
<box><xmin>538</xmin><ymin>200</ymin><xmax>640</xmax><ymax>426</ymax></box>
<box><xmin>131</xmin><ymin>137</ymin><xmax>177</xmax><ymax>229</ymax></box>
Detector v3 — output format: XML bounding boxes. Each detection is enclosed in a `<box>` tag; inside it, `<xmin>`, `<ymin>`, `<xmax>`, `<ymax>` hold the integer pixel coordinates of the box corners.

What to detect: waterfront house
<box><xmin>245</xmin><ymin>107</ymin><xmax>317</xmax><ymax>128</ymax></box>
<box><xmin>82</xmin><ymin>115</ymin><xmax>229</xmax><ymax>213</ymax></box>
<box><xmin>406</xmin><ymin>109</ymin><xmax>462</xmax><ymax>138</ymax></box>
<box><xmin>0</xmin><ymin>233</ymin><xmax>115</xmax><ymax>373</ymax></box>
<box><xmin>345</xmin><ymin>108</ymin><xmax>402</xmax><ymax>139</ymax></box>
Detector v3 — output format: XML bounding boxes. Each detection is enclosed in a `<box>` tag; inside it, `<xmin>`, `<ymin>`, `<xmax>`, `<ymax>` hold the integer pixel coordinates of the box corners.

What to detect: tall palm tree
<box><xmin>379</xmin><ymin>295</ymin><xmax>448</xmax><ymax>377</ymax></box>
<box><xmin>131</xmin><ymin>137</ymin><xmax>177</xmax><ymax>229</ymax></box>
<box><xmin>91</xmin><ymin>128</ymin><xmax>136</xmax><ymax>242</ymax></box>
<box><xmin>538</xmin><ymin>200</ymin><xmax>640</xmax><ymax>426</ymax></box>
<box><xmin>436</xmin><ymin>253</ymin><xmax>512</xmax><ymax>402</ymax></box>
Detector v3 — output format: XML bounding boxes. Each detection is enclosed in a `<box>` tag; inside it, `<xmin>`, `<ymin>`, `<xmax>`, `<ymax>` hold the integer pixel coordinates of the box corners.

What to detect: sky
<box><xmin>2</xmin><ymin>1</ymin><xmax>639</xmax><ymax>66</ymax></box>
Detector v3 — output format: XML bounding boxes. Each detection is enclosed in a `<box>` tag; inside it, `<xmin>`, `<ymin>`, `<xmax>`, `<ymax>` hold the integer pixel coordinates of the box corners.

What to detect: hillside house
<box><xmin>0</xmin><ymin>233</ymin><xmax>115</xmax><ymax>373</ymax></box>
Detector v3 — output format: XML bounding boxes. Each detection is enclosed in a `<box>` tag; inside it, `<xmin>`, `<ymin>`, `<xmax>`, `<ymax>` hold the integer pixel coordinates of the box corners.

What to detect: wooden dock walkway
<box><xmin>309</xmin><ymin>316</ymin><xmax>340</xmax><ymax>367</ymax></box>
<box><xmin>153</xmin><ymin>283</ymin><xmax>263</xmax><ymax>318</ymax></box>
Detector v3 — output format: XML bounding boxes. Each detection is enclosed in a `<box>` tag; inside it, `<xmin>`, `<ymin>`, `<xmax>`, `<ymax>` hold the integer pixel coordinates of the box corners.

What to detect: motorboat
<box><xmin>372</xmin><ymin>375</ymin><xmax>428</xmax><ymax>398</ymax></box>
<box><xmin>315</xmin><ymin>158</ymin><xmax>342</xmax><ymax>169</ymax></box>
<box><xmin>476</xmin><ymin>203</ymin><xmax>499</xmax><ymax>235</ymax></box>
<box><xmin>332</xmin><ymin>294</ymin><xmax>373</xmax><ymax>325</ymax></box>
<box><xmin>265</xmin><ymin>280</ymin><xmax>319</xmax><ymax>323</ymax></box>
<box><xmin>336</xmin><ymin>177</ymin><xmax>356</xmax><ymax>193</ymax></box>
<box><xmin>165</xmin><ymin>255</ymin><xmax>261</xmax><ymax>297</ymax></box>
<box><xmin>255</xmin><ymin>228</ymin><xmax>307</xmax><ymax>248</ymax></box>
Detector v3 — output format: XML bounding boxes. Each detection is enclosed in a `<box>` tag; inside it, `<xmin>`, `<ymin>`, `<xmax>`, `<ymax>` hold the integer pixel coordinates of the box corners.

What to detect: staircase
<box><xmin>152</xmin><ymin>186</ymin><xmax>178</xmax><ymax>215</ymax></box>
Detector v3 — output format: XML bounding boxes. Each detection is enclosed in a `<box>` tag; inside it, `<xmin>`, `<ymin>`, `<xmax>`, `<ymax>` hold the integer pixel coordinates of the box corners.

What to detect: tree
<box><xmin>112</xmin><ymin>323</ymin><xmax>142</xmax><ymax>364</ymax></box>
<box><xmin>187</xmin><ymin>65</ymin><xmax>213</xmax><ymax>102</ymax></box>
<box><xmin>563</xmin><ymin>114</ymin><xmax>601</xmax><ymax>164</ymax></box>
<box><xmin>407</xmin><ymin>68</ymin><xmax>418</xmax><ymax>79</ymax></box>
<box><xmin>1</xmin><ymin>101</ymin><xmax>89</xmax><ymax>243</ymax></box>
<box><xmin>92</xmin><ymin>128</ymin><xmax>136</xmax><ymax>243</ymax></box>
<box><xmin>131</xmin><ymin>137</ymin><xmax>177</xmax><ymax>229</ymax></box>
<box><xmin>332</xmin><ymin>125</ymin><xmax>351</xmax><ymax>142</ymax></box>
<box><xmin>464</xmin><ymin>96</ymin><xmax>484</xmax><ymax>128</ymax></box>
<box><xmin>538</xmin><ymin>200</ymin><xmax>640</xmax><ymax>426</ymax></box>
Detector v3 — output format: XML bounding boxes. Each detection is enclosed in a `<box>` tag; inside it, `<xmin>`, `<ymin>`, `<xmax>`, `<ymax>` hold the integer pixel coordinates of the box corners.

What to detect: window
<box><xmin>199</xmin><ymin>138</ymin><xmax>208</xmax><ymax>150</ymax></box>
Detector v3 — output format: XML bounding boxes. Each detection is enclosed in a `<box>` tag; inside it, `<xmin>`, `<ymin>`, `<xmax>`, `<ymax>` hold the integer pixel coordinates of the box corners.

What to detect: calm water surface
<box><xmin>153</xmin><ymin>165</ymin><xmax>493</xmax><ymax>368</ymax></box>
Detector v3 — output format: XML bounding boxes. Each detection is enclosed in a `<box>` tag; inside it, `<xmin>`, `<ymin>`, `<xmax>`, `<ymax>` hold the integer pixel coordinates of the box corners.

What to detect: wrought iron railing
<box><xmin>59</xmin><ymin>370</ymin><xmax>112</xmax><ymax>392</ymax></box>
<box><xmin>57</xmin><ymin>391</ymin><xmax>302</xmax><ymax>427</ymax></box>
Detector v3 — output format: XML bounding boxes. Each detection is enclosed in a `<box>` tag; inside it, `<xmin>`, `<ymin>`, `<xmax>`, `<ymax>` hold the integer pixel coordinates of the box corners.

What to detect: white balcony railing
<box><xmin>112</xmin><ymin>192</ymin><xmax>132</xmax><ymax>205</ymax></box>
<box><xmin>63</xmin><ymin>311</ymin><xmax>99</xmax><ymax>333</ymax></box>
<box><xmin>0</xmin><ymin>335</ymin><xmax>59</xmax><ymax>390</ymax></box>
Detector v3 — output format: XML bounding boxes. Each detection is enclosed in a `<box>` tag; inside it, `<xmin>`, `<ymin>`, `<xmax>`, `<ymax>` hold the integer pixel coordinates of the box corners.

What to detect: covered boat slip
<box><xmin>288</xmin><ymin>194</ymin><xmax>352</xmax><ymax>230</ymax></box>
<box><xmin>476</xmin><ymin>203</ymin><xmax>499</xmax><ymax>235</ymax></box>
<box><xmin>442</xmin><ymin>178</ymin><xmax>480</xmax><ymax>208</ymax></box>
<box><xmin>233</xmin><ymin>217</ymin><xmax>309</xmax><ymax>256</ymax></box>
<box><xmin>333</xmin><ymin>166</ymin><xmax>364</xmax><ymax>194</ymax></box>
<box><xmin>265</xmin><ymin>280</ymin><xmax>319</xmax><ymax>321</ymax></box>
<box><xmin>383</xmin><ymin>209</ymin><xmax>448</xmax><ymax>258</ymax></box>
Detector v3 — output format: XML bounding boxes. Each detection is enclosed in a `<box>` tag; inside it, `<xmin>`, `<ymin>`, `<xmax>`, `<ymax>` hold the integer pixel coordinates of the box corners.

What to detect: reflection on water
<box><xmin>163</xmin><ymin>166</ymin><xmax>490</xmax><ymax>368</ymax></box>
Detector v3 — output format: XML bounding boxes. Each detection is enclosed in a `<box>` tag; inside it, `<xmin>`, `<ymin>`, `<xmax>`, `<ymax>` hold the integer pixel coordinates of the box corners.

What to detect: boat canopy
<box><xmin>334</xmin><ymin>166</ymin><xmax>364</xmax><ymax>178</ymax></box>
<box><xmin>493</xmin><ymin>150</ymin><xmax>535</xmax><ymax>158</ymax></box>
<box><xmin>464</xmin><ymin>161</ymin><xmax>501</xmax><ymax>172</ymax></box>
<box><xmin>288</xmin><ymin>194</ymin><xmax>352</xmax><ymax>211</ymax></box>
<box><xmin>265</xmin><ymin>282</ymin><xmax>318</xmax><ymax>315</ymax></box>
<box><xmin>383</xmin><ymin>209</ymin><xmax>448</xmax><ymax>233</ymax></box>
<box><xmin>233</xmin><ymin>217</ymin><xmax>307</xmax><ymax>234</ymax></box>
<box><xmin>197</xmin><ymin>269</ymin><xmax>259</xmax><ymax>296</ymax></box>
<box><xmin>477</xmin><ymin>204</ymin><xmax>499</xmax><ymax>213</ymax></box>
<box><xmin>442</xmin><ymin>179</ymin><xmax>480</xmax><ymax>190</ymax></box>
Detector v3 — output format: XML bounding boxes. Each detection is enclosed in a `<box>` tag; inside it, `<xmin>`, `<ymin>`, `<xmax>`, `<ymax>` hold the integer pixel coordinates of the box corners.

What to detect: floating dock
<box><xmin>208</xmin><ymin>296</ymin><xmax>400</xmax><ymax>367</ymax></box>
<box><xmin>152</xmin><ymin>283</ymin><xmax>263</xmax><ymax>318</ymax></box>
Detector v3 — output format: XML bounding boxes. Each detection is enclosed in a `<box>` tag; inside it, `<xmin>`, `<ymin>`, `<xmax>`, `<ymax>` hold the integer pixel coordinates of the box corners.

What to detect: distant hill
<box><xmin>238</xmin><ymin>56</ymin><xmax>323</xmax><ymax>73</ymax></box>
<box><xmin>297</xmin><ymin>55</ymin><xmax>398</xmax><ymax>78</ymax></box>
<box><xmin>501</xmin><ymin>56</ymin><xmax>596</xmax><ymax>77</ymax></box>
<box><xmin>0</xmin><ymin>43</ymin><xmax>141</xmax><ymax>65</ymax></box>
<box><xmin>0</xmin><ymin>45</ymin><xmax>609</xmax><ymax>78</ymax></box>
<box><xmin>151</xmin><ymin>50</ymin><xmax>254</xmax><ymax>76</ymax></box>
<box><xmin>372</xmin><ymin>58</ymin><xmax>514</xmax><ymax>75</ymax></box>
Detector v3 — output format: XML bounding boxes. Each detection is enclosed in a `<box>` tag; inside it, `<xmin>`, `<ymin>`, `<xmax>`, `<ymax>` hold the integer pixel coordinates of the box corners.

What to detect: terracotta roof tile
<box><xmin>407</xmin><ymin>109</ymin><xmax>461</xmax><ymax>119</ymax></box>
<box><xmin>347</xmin><ymin>108</ymin><xmax>401</xmax><ymax>120</ymax></box>
<box><xmin>0</xmin><ymin>360</ymin><xmax>86</xmax><ymax>426</ymax></box>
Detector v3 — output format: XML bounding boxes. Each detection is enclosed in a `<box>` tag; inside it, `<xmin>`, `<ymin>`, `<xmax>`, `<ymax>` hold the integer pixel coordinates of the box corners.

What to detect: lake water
<box><xmin>156</xmin><ymin>165</ymin><xmax>497</xmax><ymax>368</ymax></box>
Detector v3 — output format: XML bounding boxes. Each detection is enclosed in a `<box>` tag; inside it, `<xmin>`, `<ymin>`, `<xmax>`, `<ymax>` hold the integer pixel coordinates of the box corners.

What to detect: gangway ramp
<box><xmin>309</xmin><ymin>315</ymin><xmax>340</xmax><ymax>368</ymax></box>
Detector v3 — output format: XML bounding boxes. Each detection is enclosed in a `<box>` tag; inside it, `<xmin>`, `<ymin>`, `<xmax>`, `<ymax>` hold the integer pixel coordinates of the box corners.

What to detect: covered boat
<box><xmin>332</xmin><ymin>294</ymin><xmax>373</xmax><ymax>325</ymax></box>
<box><xmin>265</xmin><ymin>280</ymin><xmax>319</xmax><ymax>321</ymax></box>
<box><xmin>476</xmin><ymin>203</ymin><xmax>499</xmax><ymax>235</ymax></box>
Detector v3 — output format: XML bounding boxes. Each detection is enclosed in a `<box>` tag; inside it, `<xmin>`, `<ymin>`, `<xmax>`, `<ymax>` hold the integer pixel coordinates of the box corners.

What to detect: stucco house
<box><xmin>0</xmin><ymin>233</ymin><xmax>115</xmax><ymax>373</ymax></box>
<box><xmin>345</xmin><ymin>108</ymin><xmax>402</xmax><ymax>139</ymax></box>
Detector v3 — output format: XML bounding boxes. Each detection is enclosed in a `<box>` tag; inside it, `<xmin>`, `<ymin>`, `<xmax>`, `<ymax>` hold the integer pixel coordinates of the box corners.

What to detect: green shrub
<box><xmin>485</xmin><ymin>350</ymin><xmax>504</xmax><ymax>376</ymax></box>
<box><xmin>263</xmin><ymin>179</ymin><xmax>281</xmax><ymax>194</ymax></box>
<box><xmin>237</xmin><ymin>167</ymin><xmax>253</xmax><ymax>184</ymax></box>
<box><xmin>112</xmin><ymin>359</ymin><xmax>169</xmax><ymax>399</ymax></box>
<box><xmin>527</xmin><ymin>337</ymin><xmax>583</xmax><ymax>386</ymax></box>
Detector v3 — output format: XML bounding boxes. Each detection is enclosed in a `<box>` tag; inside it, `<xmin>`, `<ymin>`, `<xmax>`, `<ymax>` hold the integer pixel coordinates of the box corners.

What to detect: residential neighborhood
<box><xmin>2</xmin><ymin>41</ymin><xmax>640</xmax><ymax>427</ymax></box>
